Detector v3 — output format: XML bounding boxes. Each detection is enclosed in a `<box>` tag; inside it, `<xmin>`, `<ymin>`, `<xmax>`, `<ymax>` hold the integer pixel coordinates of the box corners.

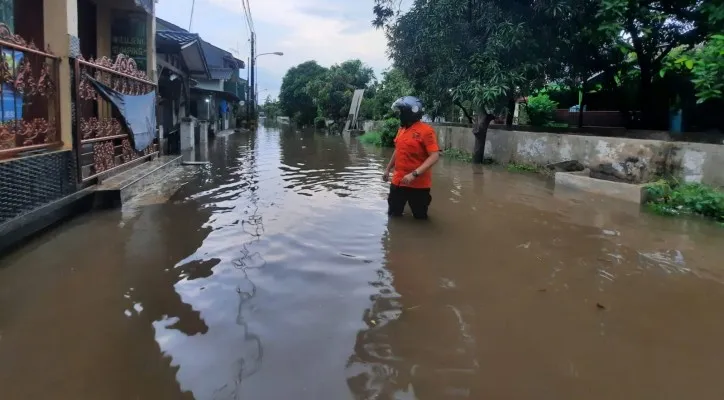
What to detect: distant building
<box><xmin>156</xmin><ymin>18</ymin><xmax>246</xmax><ymax>133</ymax></box>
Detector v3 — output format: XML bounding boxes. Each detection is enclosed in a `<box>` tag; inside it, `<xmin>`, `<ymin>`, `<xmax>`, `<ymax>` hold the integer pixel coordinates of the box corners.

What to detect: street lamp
<box><xmin>205</xmin><ymin>97</ymin><xmax>210</xmax><ymax>120</ymax></box>
<box><xmin>255</xmin><ymin>52</ymin><xmax>284</xmax><ymax>60</ymax></box>
<box><xmin>251</xmin><ymin>51</ymin><xmax>283</xmax><ymax>116</ymax></box>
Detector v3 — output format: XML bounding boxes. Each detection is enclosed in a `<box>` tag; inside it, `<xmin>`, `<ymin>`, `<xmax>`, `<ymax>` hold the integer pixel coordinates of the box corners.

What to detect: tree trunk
<box><xmin>454</xmin><ymin>100</ymin><xmax>473</xmax><ymax>124</ymax></box>
<box><xmin>506</xmin><ymin>98</ymin><xmax>515</xmax><ymax>127</ymax></box>
<box><xmin>472</xmin><ymin>113</ymin><xmax>494</xmax><ymax>164</ymax></box>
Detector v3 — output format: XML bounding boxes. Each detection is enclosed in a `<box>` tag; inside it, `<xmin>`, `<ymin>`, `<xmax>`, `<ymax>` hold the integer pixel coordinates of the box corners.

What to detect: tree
<box><xmin>662</xmin><ymin>3</ymin><xmax>724</xmax><ymax>104</ymax></box>
<box><xmin>279</xmin><ymin>61</ymin><xmax>328</xmax><ymax>126</ymax></box>
<box><xmin>305</xmin><ymin>59</ymin><xmax>375</xmax><ymax>123</ymax></box>
<box><xmin>261</xmin><ymin>95</ymin><xmax>282</xmax><ymax>119</ymax></box>
<box><xmin>595</xmin><ymin>0</ymin><xmax>718</xmax><ymax>127</ymax></box>
<box><xmin>361</xmin><ymin>68</ymin><xmax>413</xmax><ymax>120</ymax></box>
<box><xmin>375</xmin><ymin>0</ymin><xmax>569</xmax><ymax>163</ymax></box>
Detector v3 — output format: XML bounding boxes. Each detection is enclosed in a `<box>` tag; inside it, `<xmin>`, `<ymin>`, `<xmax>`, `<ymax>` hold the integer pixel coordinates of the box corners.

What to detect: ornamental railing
<box><xmin>73</xmin><ymin>54</ymin><xmax>158</xmax><ymax>182</ymax></box>
<box><xmin>0</xmin><ymin>24</ymin><xmax>61</xmax><ymax>160</ymax></box>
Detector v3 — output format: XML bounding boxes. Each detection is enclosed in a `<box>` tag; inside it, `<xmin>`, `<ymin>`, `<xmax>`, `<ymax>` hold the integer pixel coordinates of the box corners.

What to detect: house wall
<box><xmin>43</xmin><ymin>0</ymin><xmax>77</xmax><ymax>149</ymax></box>
<box><xmin>196</xmin><ymin>79</ymin><xmax>224</xmax><ymax>92</ymax></box>
<box><xmin>94</xmin><ymin>0</ymin><xmax>156</xmax><ymax>79</ymax></box>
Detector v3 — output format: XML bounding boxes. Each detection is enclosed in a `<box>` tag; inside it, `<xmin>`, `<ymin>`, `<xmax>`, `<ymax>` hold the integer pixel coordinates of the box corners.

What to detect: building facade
<box><xmin>157</xmin><ymin>18</ymin><xmax>246</xmax><ymax>134</ymax></box>
<box><xmin>0</xmin><ymin>0</ymin><xmax>157</xmax><ymax>242</ymax></box>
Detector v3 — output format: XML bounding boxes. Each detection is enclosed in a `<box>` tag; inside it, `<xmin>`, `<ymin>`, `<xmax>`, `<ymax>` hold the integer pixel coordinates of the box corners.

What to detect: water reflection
<box><xmin>2</xmin><ymin>125</ymin><xmax>724</xmax><ymax>399</ymax></box>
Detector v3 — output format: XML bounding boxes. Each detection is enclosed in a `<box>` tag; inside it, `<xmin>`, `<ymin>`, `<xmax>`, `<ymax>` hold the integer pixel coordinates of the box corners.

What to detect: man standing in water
<box><xmin>383</xmin><ymin>96</ymin><xmax>440</xmax><ymax>220</ymax></box>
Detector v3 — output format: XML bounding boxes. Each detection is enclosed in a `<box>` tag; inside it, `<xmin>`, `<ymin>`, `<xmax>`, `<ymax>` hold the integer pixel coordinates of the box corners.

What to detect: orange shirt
<box><xmin>392</xmin><ymin>121</ymin><xmax>439</xmax><ymax>189</ymax></box>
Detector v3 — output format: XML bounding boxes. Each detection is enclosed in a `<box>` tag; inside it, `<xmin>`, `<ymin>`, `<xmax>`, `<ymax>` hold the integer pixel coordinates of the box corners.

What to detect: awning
<box><xmin>191</xmin><ymin>87</ymin><xmax>241</xmax><ymax>103</ymax></box>
<box><xmin>156</xmin><ymin>30</ymin><xmax>210</xmax><ymax>78</ymax></box>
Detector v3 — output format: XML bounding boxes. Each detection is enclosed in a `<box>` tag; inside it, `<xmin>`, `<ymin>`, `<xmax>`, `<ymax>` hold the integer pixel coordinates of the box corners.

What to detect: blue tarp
<box><xmin>87</xmin><ymin>76</ymin><xmax>156</xmax><ymax>152</ymax></box>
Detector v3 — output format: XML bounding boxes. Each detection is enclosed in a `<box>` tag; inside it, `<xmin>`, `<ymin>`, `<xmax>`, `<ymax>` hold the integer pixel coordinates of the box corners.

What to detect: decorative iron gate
<box><xmin>0</xmin><ymin>23</ymin><xmax>62</xmax><ymax>159</ymax></box>
<box><xmin>73</xmin><ymin>54</ymin><xmax>157</xmax><ymax>183</ymax></box>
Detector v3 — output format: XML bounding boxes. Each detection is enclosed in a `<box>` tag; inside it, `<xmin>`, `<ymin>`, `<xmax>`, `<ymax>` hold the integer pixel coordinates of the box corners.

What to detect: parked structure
<box><xmin>0</xmin><ymin>0</ymin><xmax>158</xmax><ymax>248</ymax></box>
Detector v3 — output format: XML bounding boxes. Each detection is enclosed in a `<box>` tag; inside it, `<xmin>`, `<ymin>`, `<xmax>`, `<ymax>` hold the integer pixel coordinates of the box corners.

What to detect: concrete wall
<box><xmin>363</xmin><ymin>121</ymin><xmax>724</xmax><ymax>187</ymax></box>
<box><xmin>434</xmin><ymin>124</ymin><xmax>724</xmax><ymax>186</ymax></box>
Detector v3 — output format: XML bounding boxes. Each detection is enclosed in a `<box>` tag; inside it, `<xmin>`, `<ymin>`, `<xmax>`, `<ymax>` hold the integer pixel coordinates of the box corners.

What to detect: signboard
<box><xmin>0</xmin><ymin>0</ymin><xmax>13</xmax><ymax>32</ymax></box>
<box><xmin>111</xmin><ymin>10</ymin><xmax>147</xmax><ymax>72</ymax></box>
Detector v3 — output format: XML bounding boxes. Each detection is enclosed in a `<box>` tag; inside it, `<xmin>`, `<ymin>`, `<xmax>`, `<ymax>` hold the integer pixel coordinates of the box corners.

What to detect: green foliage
<box><xmin>525</xmin><ymin>94</ymin><xmax>559</xmax><ymax>126</ymax></box>
<box><xmin>279</xmin><ymin>61</ymin><xmax>328</xmax><ymax>126</ymax></box>
<box><xmin>442</xmin><ymin>149</ymin><xmax>473</xmax><ymax>163</ymax></box>
<box><xmin>279</xmin><ymin>59</ymin><xmax>374</xmax><ymax>126</ymax></box>
<box><xmin>645</xmin><ymin>180</ymin><xmax>724</xmax><ymax>221</ymax></box>
<box><xmin>359</xmin><ymin>131</ymin><xmax>383</xmax><ymax>146</ymax></box>
<box><xmin>381</xmin><ymin>0</ymin><xmax>564</xmax><ymax>118</ymax></box>
<box><xmin>372</xmin><ymin>0</ymin><xmax>722</xmax><ymax>130</ymax></box>
<box><xmin>305</xmin><ymin>59</ymin><xmax>375</xmax><ymax>122</ymax></box>
<box><xmin>260</xmin><ymin>95</ymin><xmax>281</xmax><ymax>120</ymax></box>
<box><xmin>378</xmin><ymin>118</ymin><xmax>398</xmax><ymax>147</ymax></box>
<box><xmin>360</xmin><ymin>68</ymin><xmax>413</xmax><ymax>120</ymax></box>
<box><xmin>360</xmin><ymin>118</ymin><xmax>399</xmax><ymax>147</ymax></box>
<box><xmin>544</xmin><ymin>122</ymin><xmax>569</xmax><ymax>128</ymax></box>
<box><xmin>662</xmin><ymin>35</ymin><xmax>724</xmax><ymax>104</ymax></box>
<box><xmin>314</xmin><ymin>116</ymin><xmax>327</xmax><ymax>129</ymax></box>
<box><xmin>506</xmin><ymin>162</ymin><xmax>541</xmax><ymax>173</ymax></box>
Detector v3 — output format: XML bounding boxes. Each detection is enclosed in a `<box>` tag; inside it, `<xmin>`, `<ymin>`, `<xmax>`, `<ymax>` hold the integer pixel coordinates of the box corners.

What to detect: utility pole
<box><xmin>246</xmin><ymin>56</ymin><xmax>251</xmax><ymax>119</ymax></box>
<box><xmin>250</xmin><ymin>32</ymin><xmax>256</xmax><ymax>121</ymax></box>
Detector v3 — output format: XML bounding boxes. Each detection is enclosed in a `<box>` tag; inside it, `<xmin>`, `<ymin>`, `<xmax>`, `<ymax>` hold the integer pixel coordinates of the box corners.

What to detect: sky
<box><xmin>156</xmin><ymin>0</ymin><xmax>404</xmax><ymax>102</ymax></box>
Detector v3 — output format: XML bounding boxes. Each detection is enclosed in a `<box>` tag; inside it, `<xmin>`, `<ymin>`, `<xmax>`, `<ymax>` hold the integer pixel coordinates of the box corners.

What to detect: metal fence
<box><xmin>0</xmin><ymin>23</ymin><xmax>62</xmax><ymax>160</ymax></box>
<box><xmin>73</xmin><ymin>54</ymin><xmax>158</xmax><ymax>182</ymax></box>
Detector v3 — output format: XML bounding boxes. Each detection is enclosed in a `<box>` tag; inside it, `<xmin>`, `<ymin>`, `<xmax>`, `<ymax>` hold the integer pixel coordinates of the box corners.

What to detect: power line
<box><xmin>245</xmin><ymin>0</ymin><xmax>256</xmax><ymax>33</ymax></box>
<box><xmin>240</xmin><ymin>0</ymin><xmax>254</xmax><ymax>36</ymax></box>
<box><xmin>189</xmin><ymin>0</ymin><xmax>196</xmax><ymax>31</ymax></box>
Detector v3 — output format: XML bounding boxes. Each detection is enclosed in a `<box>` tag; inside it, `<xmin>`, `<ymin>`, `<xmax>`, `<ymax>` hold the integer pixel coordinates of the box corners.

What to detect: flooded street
<box><xmin>3</xmin><ymin>125</ymin><xmax>724</xmax><ymax>399</ymax></box>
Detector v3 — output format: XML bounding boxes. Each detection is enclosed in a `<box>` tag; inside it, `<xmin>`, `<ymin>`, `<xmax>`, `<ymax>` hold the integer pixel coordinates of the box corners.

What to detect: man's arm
<box><xmin>414</xmin><ymin>151</ymin><xmax>440</xmax><ymax>175</ymax></box>
<box><xmin>383</xmin><ymin>150</ymin><xmax>396</xmax><ymax>182</ymax></box>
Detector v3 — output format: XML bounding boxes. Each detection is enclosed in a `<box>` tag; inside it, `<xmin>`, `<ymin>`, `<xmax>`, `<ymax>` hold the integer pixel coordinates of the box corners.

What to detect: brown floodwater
<box><xmin>2</xmin><ymin>125</ymin><xmax>724</xmax><ymax>399</ymax></box>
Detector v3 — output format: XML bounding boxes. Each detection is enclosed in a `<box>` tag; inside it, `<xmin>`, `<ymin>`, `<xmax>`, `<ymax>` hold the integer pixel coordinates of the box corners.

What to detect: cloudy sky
<box><xmin>157</xmin><ymin>0</ymin><xmax>404</xmax><ymax>102</ymax></box>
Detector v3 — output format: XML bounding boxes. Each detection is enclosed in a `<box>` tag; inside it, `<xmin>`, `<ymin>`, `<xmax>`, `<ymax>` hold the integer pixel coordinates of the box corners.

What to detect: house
<box><xmin>0</xmin><ymin>0</ymin><xmax>158</xmax><ymax>250</ymax></box>
<box><xmin>156</xmin><ymin>18</ymin><xmax>246</xmax><ymax>134</ymax></box>
<box><xmin>155</xmin><ymin>29</ymin><xmax>209</xmax><ymax>153</ymax></box>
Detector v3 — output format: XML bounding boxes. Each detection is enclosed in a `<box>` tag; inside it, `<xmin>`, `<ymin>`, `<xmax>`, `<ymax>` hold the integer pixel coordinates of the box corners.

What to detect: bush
<box><xmin>525</xmin><ymin>94</ymin><xmax>558</xmax><ymax>126</ymax></box>
<box><xmin>359</xmin><ymin>118</ymin><xmax>399</xmax><ymax>147</ymax></box>
<box><xmin>442</xmin><ymin>149</ymin><xmax>473</xmax><ymax>162</ymax></box>
<box><xmin>359</xmin><ymin>130</ymin><xmax>383</xmax><ymax>146</ymax></box>
<box><xmin>506</xmin><ymin>162</ymin><xmax>540</xmax><ymax>173</ymax></box>
<box><xmin>314</xmin><ymin>116</ymin><xmax>326</xmax><ymax>129</ymax></box>
<box><xmin>645</xmin><ymin>180</ymin><xmax>724</xmax><ymax>221</ymax></box>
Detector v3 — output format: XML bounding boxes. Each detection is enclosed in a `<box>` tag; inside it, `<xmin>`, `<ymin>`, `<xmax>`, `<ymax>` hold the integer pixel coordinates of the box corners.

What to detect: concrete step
<box><xmin>94</xmin><ymin>155</ymin><xmax>182</xmax><ymax>207</ymax></box>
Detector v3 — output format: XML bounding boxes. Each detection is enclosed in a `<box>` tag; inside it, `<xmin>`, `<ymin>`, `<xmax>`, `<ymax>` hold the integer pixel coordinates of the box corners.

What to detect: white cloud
<box><xmin>200</xmin><ymin>0</ymin><xmax>391</xmax><ymax>99</ymax></box>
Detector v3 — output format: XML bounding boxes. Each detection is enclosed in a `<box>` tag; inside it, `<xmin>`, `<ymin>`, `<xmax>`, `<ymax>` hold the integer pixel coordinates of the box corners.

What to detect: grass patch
<box><xmin>506</xmin><ymin>162</ymin><xmax>541</xmax><ymax>173</ymax></box>
<box><xmin>644</xmin><ymin>180</ymin><xmax>724</xmax><ymax>222</ymax></box>
<box><xmin>359</xmin><ymin>118</ymin><xmax>398</xmax><ymax>147</ymax></box>
<box><xmin>544</xmin><ymin>122</ymin><xmax>569</xmax><ymax>128</ymax></box>
<box><xmin>359</xmin><ymin>130</ymin><xmax>383</xmax><ymax>146</ymax></box>
<box><xmin>442</xmin><ymin>148</ymin><xmax>473</xmax><ymax>162</ymax></box>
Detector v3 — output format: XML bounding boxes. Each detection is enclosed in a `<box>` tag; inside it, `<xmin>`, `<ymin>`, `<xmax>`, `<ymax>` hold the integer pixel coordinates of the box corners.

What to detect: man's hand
<box><xmin>383</xmin><ymin>171</ymin><xmax>390</xmax><ymax>182</ymax></box>
<box><xmin>401</xmin><ymin>172</ymin><xmax>416</xmax><ymax>185</ymax></box>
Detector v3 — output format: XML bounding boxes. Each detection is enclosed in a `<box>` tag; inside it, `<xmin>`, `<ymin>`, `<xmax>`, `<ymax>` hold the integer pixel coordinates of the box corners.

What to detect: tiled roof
<box><xmin>200</xmin><ymin>41</ymin><xmax>244</xmax><ymax>69</ymax></box>
<box><xmin>156</xmin><ymin>30</ymin><xmax>199</xmax><ymax>48</ymax></box>
<box><xmin>156</xmin><ymin>18</ymin><xmax>188</xmax><ymax>33</ymax></box>
<box><xmin>156</xmin><ymin>18</ymin><xmax>245</xmax><ymax>71</ymax></box>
